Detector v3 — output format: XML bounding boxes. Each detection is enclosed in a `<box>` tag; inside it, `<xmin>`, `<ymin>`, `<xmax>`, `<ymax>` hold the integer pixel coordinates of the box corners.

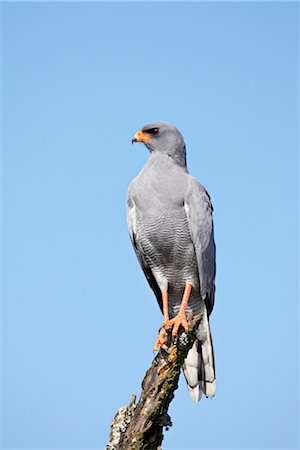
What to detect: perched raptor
<box><xmin>127</xmin><ymin>122</ymin><xmax>216</xmax><ymax>401</ymax></box>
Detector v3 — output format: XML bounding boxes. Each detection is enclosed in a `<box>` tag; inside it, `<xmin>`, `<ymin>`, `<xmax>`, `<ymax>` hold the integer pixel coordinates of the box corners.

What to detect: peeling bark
<box><xmin>106</xmin><ymin>314</ymin><xmax>202</xmax><ymax>450</ymax></box>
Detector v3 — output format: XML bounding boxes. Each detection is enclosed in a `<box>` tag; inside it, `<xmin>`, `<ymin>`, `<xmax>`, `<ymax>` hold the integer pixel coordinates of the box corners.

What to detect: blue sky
<box><xmin>1</xmin><ymin>2</ymin><xmax>299</xmax><ymax>449</ymax></box>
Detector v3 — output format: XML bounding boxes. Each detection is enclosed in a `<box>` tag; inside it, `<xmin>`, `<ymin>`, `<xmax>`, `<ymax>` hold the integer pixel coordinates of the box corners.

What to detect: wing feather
<box><xmin>184</xmin><ymin>178</ymin><xmax>216</xmax><ymax>315</ymax></box>
<box><xmin>126</xmin><ymin>186</ymin><xmax>163</xmax><ymax>311</ymax></box>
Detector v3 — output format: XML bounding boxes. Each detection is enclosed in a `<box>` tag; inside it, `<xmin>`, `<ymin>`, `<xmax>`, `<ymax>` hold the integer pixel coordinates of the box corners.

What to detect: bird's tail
<box><xmin>182</xmin><ymin>309</ymin><xmax>216</xmax><ymax>402</ymax></box>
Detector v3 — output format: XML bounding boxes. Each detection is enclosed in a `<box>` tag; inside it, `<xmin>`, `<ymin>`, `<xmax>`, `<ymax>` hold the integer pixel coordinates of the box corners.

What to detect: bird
<box><xmin>127</xmin><ymin>122</ymin><xmax>216</xmax><ymax>402</ymax></box>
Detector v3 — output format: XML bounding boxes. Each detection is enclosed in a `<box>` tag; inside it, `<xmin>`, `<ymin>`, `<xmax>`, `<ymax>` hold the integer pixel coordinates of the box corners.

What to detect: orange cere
<box><xmin>133</xmin><ymin>130</ymin><xmax>152</xmax><ymax>142</ymax></box>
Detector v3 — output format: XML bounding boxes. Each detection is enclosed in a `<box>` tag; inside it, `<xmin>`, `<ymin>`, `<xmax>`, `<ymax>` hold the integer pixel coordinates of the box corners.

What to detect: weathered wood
<box><xmin>106</xmin><ymin>314</ymin><xmax>202</xmax><ymax>450</ymax></box>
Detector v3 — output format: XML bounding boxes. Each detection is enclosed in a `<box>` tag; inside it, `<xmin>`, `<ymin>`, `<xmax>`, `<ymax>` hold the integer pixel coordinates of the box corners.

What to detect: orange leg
<box><xmin>153</xmin><ymin>283</ymin><xmax>193</xmax><ymax>350</ymax></box>
<box><xmin>166</xmin><ymin>282</ymin><xmax>192</xmax><ymax>336</ymax></box>
<box><xmin>153</xmin><ymin>291</ymin><xmax>169</xmax><ymax>351</ymax></box>
<box><xmin>162</xmin><ymin>290</ymin><xmax>169</xmax><ymax>323</ymax></box>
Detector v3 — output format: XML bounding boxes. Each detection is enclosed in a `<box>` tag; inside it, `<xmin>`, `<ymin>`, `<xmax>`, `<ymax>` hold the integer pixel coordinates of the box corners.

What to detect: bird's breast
<box><xmin>136</xmin><ymin>208</ymin><xmax>198</xmax><ymax>283</ymax></box>
<box><xmin>132</xmin><ymin>155</ymin><xmax>189</xmax><ymax>212</ymax></box>
<box><xmin>136</xmin><ymin>207</ymin><xmax>201</xmax><ymax>315</ymax></box>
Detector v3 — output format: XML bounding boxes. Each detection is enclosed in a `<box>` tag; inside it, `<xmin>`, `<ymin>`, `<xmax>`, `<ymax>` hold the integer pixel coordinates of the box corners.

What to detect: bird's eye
<box><xmin>147</xmin><ymin>128</ymin><xmax>159</xmax><ymax>136</ymax></box>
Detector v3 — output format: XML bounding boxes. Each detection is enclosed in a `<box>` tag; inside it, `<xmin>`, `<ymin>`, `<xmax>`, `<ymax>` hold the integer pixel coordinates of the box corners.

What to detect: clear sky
<box><xmin>1</xmin><ymin>2</ymin><xmax>299</xmax><ymax>450</ymax></box>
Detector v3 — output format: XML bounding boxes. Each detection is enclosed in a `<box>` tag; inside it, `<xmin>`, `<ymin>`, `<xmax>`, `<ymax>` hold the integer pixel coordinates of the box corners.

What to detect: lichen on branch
<box><xmin>106</xmin><ymin>313</ymin><xmax>202</xmax><ymax>450</ymax></box>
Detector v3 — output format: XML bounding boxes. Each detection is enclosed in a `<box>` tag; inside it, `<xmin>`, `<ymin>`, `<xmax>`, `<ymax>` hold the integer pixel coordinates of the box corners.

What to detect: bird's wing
<box><xmin>184</xmin><ymin>177</ymin><xmax>216</xmax><ymax>315</ymax></box>
<box><xmin>126</xmin><ymin>184</ymin><xmax>163</xmax><ymax>311</ymax></box>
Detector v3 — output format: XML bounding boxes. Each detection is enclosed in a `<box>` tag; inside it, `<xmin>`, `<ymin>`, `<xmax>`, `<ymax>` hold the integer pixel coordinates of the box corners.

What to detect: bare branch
<box><xmin>106</xmin><ymin>313</ymin><xmax>202</xmax><ymax>450</ymax></box>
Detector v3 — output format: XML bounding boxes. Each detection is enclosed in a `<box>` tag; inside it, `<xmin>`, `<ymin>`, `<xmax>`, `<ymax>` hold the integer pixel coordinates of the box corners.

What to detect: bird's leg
<box><xmin>162</xmin><ymin>290</ymin><xmax>170</xmax><ymax>324</ymax></box>
<box><xmin>153</xmin><ymin>291</ymin><xmax>169</xmax><ymax>351</ymax></box>
<box><xmin>167</xmin><ymin>282</ymin><xmax>192</xmax><ymax>337</ymax></box>
<box><xmin>153</xmin><ymin>283</ymin><xmax>193</xmax><ymax>350</ymax></box>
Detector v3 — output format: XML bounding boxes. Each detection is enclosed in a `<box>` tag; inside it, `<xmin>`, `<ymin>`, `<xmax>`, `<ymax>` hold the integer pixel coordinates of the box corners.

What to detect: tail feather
<box><xmin>182</xmin><ymin>339</ymin><xmax>203</xmax><ymax>402</ymax></box>
<box><xmin>182</xmin><ymin>309</ymin><xmax>216</xmax><ymax>401</ymax></box>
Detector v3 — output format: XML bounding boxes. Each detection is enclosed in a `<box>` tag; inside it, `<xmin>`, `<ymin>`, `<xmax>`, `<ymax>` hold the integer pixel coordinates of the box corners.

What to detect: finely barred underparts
<box><xmin>136</xmin><ymin>209</ymin><xmax>204</xmax><ymax>318</ymax></box>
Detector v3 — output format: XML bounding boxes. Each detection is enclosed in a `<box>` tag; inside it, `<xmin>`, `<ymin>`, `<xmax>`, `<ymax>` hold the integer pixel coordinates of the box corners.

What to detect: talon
<box><xmin>153</xmin><ymin>339</ymin><xmax>159</xmax><ymax>352</ymax></box>
<box><xmin>161</xmin><ymin>343</ymin><xmax>171</xmax><ymax>353</ymax></box>
<box><xmin>153</xmin><ymin>326</ymin><xmax>167</xmax><ymax>351</ymax></box>
<box><xmin>158</xmin><ymin>323</ymin><xmax>165</xmax><ymax>334</ymax></box>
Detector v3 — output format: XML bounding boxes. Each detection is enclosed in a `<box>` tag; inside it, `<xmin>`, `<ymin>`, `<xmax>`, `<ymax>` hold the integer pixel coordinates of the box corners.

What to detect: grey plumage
<box><xmin>127</xmin><ymin>122</ymin><xmax>216</xmax><ymax>401</ymax></box>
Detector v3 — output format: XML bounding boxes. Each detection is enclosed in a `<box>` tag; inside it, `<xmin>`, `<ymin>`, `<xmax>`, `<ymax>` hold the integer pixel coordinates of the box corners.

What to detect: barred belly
<box><xmin>136</xmin><ymin>208</ymin><xmax>203</xmax><ymax>317</ymax></box>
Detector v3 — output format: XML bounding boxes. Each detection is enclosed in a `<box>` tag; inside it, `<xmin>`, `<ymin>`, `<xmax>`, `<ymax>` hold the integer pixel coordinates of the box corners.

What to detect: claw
<box><xmin>153</xmin><ymin>327</ymin><xmax>167</xmax><ymax>351</ymax></box>
<box><xmin>161</xmin><ymin>343</ymin><xmax>171</xmax><ymax>353</ymax></box>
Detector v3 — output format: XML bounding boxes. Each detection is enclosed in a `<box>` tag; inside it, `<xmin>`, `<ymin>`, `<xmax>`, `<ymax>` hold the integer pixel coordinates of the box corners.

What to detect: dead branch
<box><xmin>106</xmin><ymin>313</ymin><xmax>202</xmax><ymax>450</ymax></box>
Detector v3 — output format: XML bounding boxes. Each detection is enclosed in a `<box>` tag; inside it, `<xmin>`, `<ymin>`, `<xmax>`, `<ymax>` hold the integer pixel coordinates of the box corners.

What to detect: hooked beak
<box><xmin>131</xmin><ymin>130</ymin><xmax>152</xmax><ymax>144</ymax></box>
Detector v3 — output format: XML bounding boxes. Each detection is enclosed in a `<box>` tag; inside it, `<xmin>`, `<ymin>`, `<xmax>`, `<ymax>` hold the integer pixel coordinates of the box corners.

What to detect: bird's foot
<box><xmin>153</xmin><ymin>313</ymin><xmax>189</xmax><ymax>351</ymax></box>
<box><xmin>165</xmin><ymin>313</ymin><xmax>189</xmax><ymax>337</ymax></box>
<box><xmin>153</xmin><ymin>326</ymin><xmax>169</xmax><ymax>352</ymax></box>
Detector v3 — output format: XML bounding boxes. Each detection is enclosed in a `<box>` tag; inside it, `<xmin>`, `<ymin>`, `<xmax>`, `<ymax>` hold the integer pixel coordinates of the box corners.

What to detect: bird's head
<box><xmin>131</xmin><ymin>122</ymin><xmax>187</xmax><ymax>167</ymax></box>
